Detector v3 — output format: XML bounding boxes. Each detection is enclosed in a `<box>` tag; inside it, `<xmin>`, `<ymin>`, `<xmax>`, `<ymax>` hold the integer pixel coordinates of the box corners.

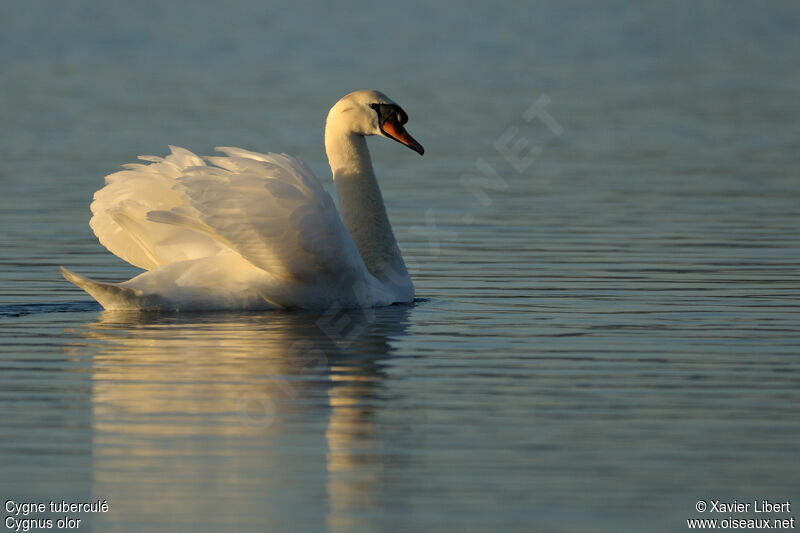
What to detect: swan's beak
<box><xmin>381</xmin><ymin>115</ymin><xmax>424</xmax><ymax>155</ymax></box>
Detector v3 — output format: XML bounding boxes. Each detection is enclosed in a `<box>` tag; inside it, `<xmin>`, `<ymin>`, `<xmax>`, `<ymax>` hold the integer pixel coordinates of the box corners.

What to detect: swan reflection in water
<box><xmin>65</xmin><ymin>303</ymin><xmax>414</xmax><ymax>531</ymax></box>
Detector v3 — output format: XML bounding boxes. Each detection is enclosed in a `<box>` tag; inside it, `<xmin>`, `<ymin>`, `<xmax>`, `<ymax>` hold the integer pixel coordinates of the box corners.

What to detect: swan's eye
<box><xmin>371</xmin><ymin>103</ymin><xmax>408</xmax><ymax>126</ymax></box>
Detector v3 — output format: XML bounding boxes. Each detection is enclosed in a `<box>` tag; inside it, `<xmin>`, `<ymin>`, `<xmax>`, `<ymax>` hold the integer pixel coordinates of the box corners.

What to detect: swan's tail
<box><xmin>59</xmin><ymin>267</ymin><xmax>141</xmax><ymax>310</ymax></box>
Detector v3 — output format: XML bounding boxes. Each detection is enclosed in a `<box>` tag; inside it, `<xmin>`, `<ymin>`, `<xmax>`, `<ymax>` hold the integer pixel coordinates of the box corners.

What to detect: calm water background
<box><xmin>2</xmin><ymin>1</ymin><xmax>799</xmax><ymax>531</ymax></box>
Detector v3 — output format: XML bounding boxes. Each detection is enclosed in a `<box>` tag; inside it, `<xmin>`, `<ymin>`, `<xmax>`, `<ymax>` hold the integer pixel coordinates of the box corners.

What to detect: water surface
<box><xmin>1</xmin><ymin>2</ymin><xmax>799</xmax><ymax>531</ymax></box>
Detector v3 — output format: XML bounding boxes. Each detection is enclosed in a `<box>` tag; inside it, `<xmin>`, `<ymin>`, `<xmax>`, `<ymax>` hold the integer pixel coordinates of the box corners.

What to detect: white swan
<box><xmin>61</xmin><ymin>90</ymin><xmax>424</xmax><ymax>311</ymax></box>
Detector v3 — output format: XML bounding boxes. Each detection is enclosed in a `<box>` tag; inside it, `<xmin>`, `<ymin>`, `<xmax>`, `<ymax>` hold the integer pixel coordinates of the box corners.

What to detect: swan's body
<box><xmin>61</xmin><ymin>90</ymin><xmax>424</xmax><ymax>311</ymax></box>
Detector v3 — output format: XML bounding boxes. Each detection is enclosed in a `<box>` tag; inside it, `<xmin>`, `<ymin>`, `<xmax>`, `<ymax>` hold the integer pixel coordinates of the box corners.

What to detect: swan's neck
<box><xmin>325</xmin><ymin>129</ymin><xmax>409</xmax><ymax>285</ymax></box>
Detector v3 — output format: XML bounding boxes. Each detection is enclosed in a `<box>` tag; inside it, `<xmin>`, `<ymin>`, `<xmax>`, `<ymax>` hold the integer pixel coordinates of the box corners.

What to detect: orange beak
<box><xmin>380</xmin><ymin>115</ymin><xmax>424</xmax><ymax>155</ymax></box>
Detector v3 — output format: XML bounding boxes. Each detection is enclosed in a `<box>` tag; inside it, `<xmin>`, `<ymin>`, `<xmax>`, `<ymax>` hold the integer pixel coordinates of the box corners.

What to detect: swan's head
<box><xmin>328</xmin><ymin>90</ymin><xmax>424</xmax><ymax>155</ymax></box>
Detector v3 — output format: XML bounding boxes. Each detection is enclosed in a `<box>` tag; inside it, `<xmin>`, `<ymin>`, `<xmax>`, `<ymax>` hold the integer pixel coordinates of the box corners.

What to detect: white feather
<box><xmin>62</xmin><ymin>90</ymin><xmax>419</xmax><ymax>311</ymax></box>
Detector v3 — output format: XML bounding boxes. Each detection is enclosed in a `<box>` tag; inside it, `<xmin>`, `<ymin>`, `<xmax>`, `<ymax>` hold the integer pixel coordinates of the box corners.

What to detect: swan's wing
<box><xmin>146</xmin><ymin>146</ymin><xmax>369</xmax><ymax>283</ymax></box>
<box><xmin>90</xmin><ymin>146</ymin><xmax>227</xmax><ymax>270</ymax></box>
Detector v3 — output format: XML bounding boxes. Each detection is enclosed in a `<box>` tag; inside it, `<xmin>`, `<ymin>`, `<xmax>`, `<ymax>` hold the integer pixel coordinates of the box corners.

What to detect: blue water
<box><xmin>2</xmin><ymin>2</ymin><xmax>799</xmax><ymax>531</ymax></box>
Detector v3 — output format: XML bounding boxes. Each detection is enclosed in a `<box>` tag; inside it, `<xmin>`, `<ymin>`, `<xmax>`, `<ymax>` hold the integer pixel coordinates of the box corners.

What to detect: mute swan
<box><xmin>60</xmin><ymin>90</ymin><xmax>424</xmax><ymax>311</ymax></box>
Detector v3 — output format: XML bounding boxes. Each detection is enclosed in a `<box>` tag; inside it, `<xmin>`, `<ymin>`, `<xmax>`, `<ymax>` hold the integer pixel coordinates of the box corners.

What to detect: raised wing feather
<box><xmin>141</xmin><ymin>146</ymin><xmax>368</xmax><ymax>284</ymax></box>
<box><xmin>90</xmin><ymin>146</ymin><xmax>226</xmax><ymax>270</ymax></box>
